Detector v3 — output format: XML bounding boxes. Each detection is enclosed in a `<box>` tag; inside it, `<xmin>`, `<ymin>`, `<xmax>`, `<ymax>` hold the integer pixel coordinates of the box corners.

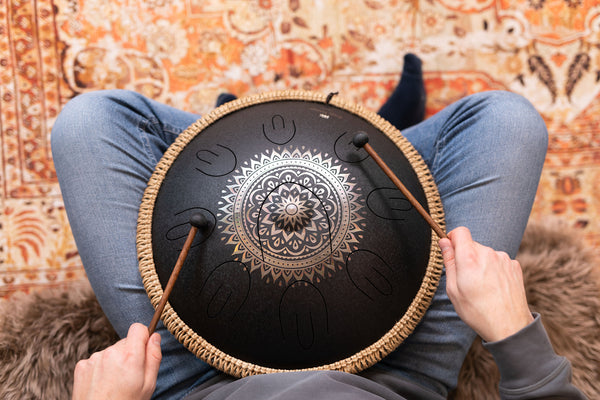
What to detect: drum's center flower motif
<box><xmin>218</xmin><ymin>147</ymin><xmax>366</xmax><ymax>285</ymax></box>
<box><xmin>268</xmin><ymin>188</ymin><xmax>315</xmax><ymax>232</ymax></box>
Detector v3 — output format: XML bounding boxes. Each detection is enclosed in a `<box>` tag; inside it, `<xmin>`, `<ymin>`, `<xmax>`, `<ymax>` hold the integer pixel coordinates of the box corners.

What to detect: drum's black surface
<box><xmin>148</xmin><ymin>97</ymin><xmax>436</xmax><ymax>370</ymax></box>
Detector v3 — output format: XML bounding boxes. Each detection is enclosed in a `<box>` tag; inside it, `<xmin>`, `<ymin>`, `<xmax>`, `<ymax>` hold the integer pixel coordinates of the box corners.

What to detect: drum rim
<box><xmin>137</xmin><ymin>90</ymin><xmax>445</xmax><ymax>377</ymax></box>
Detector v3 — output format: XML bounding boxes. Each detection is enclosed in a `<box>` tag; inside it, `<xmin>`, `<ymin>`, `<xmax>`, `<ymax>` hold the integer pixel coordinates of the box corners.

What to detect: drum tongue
<box><xmin>352</xmin><ymin>132</ymin><xmax>446</xmax><ymax>240</ymax></box>
<box><xmin>148</xmin><ymin>212</ymin><xmax>211</xmax><ymax>334</ymax></box>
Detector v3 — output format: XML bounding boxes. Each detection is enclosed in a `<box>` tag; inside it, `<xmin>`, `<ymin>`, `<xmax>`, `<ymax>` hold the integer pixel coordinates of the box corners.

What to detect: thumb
<box><xmin>143</xmin><ymin>332</ymin><xmax>162</xmax><ymax>396</ymax></box>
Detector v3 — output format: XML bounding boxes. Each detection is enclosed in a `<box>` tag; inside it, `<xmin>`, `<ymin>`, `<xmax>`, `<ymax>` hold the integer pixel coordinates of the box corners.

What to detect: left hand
<box><xmin>72</xmin><ymin>323</ymin><xmax>162</xmax><ymax>400</ymax></box>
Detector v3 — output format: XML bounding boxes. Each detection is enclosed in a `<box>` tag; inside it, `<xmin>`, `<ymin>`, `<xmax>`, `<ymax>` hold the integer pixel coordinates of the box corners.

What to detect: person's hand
<box><xmin>72</xmin><ymin>323</ymin><xmax>162</xmax><ymax>400</ymax></box>
<box><xmin>439</xmin><ymin>227</ymin><xmax>534</xmax><ymax>342</ymax></box>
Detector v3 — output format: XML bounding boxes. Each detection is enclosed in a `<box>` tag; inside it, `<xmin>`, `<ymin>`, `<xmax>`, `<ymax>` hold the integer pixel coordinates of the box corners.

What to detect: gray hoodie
<box><xmin>183</xmin><ymin>314</ymin><xmax>587</xmax><ymax>400</ymax></box>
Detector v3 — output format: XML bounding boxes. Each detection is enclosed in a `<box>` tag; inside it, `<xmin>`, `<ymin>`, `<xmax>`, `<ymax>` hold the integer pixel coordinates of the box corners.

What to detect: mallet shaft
<box><xmin>148</xmin><ymin>225</ymin><xmax>198</xmax><ymax>335</ymax></box>
<box><xmin>363</xmin><ymin>142</ymin><xmax>447</xmax><ymax>239</ymax></box>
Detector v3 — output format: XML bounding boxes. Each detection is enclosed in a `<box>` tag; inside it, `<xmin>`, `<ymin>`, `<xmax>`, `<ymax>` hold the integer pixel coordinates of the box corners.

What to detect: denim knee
<box><xmin>463</xmin><ymin>90</ymin><xmax>548</xmax><ymax>155</ymax></box>
<box><xmin>51</xmin><ymin>90</ymin><xmax>141</xmax><ymax>156</ymax></box>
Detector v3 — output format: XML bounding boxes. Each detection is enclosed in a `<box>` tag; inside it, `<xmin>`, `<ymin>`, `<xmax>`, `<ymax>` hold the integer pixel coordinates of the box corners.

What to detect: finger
<box><xmin>508</xmin><ymin>259</ymin><xmax>527</xmax><ymax>291</ymax></box>
<box><xmin>447</xmin><ymin>226</ymin><xmax>473</xmax><ymax>246</ymax></box>
<box><xmin>511</xmin><ymin>259</ymin><xmax>524</xmax><ymax>278</ymax></box>
<box><xmin>124</xmin><ymin>323</ymin><xmax>150</xmax><ymax>368</ymax></box>
<box><xmin>439</xmin><ymin>238</ymin><xmax>455</xmax><ymax>270</ymax></box>
<box><xmin>497</xmin><ymin>250</ymin><xmax>511</xmax><ymax>263</ymax></box>
<box><xmin>439</xmin><ymin>237</ymin><xmax>457</xmax><ymax>297</ymax></box>
<box><xmin>448</xmin><ymin>227</ymin><xmax>481</xmax><ymax>273</ymax></box>
<box><xmin>127</xmin><ymin>323</ymin><xmax>150</xmax><ymax>349</ymax></box>
<box><xmin>142</xmin><ymin>333</ymin><xmax>162</xmax><ymax>396</ymax></box>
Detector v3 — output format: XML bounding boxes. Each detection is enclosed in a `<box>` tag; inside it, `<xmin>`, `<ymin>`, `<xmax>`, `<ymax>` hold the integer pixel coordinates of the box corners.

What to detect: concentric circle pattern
<box><xmin>219</xmin><ymin>148</ymin><xmax>365</xmax><ymax>285</ymax></box>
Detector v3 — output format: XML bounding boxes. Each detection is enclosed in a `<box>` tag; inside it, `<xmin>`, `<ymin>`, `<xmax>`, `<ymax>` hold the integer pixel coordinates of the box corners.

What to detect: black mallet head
<box><xmin>190</xmin><ymin>213</ymin><xmax>210</xmax><ymax>230</ymax></box>
<box><xmin>352</xmin><ymin>132</ymin><xmax>369</xmax><ymax>149</ymax></box>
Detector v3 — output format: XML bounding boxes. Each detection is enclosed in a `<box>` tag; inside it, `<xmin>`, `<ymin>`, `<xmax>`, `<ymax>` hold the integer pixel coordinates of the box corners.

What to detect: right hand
<box><xmin>72</xmin><ymin>323</ymin><xmax>162</xmax><ymax>400</ymax></box>
<box><xmin>439</xmin><ymin>227</ymin><xmax>534</xmax><ymax>342</ymax></box>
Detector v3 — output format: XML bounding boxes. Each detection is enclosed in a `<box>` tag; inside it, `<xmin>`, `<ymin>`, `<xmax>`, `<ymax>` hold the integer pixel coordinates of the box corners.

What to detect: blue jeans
<box><xmin>51</xmin><ymin>89</ymin><xmax>547</xmax><ymax>399</ymax></box>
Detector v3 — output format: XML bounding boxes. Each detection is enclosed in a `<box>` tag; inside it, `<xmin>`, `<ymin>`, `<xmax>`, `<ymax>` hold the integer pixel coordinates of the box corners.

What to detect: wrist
<box><xmin>483</xmin><ymin>312</ymin><xmax>534</xmax><ymax>343</ymax></box>
<box><xmin>483</xmin><ymin>314</ymin><xmax>571</xmax><ymax>393</ymax></box>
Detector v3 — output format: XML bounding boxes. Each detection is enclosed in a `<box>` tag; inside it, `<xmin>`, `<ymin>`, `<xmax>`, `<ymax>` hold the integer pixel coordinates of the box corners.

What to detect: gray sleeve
<box><xmin>483</xmin><ymin>313</ymin><xmax>587</xmax><ymax>400</ymax></box>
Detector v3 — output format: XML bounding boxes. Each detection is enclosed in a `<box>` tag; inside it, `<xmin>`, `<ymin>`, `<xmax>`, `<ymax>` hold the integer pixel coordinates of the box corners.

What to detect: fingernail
<box><xmin>439</xmin><ymin>240</ymin><xmax>450</xmax><ymax>252</ymax></box>
<box><xmin>151</xmin><ymin>333</ymin><xmax>161</xmax><ymax>345</ymax></box>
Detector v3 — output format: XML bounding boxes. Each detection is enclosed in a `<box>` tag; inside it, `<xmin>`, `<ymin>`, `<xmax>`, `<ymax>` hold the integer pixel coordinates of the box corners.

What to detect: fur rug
<box><xmin>451</xmin><ymin>221</ymin><xmax>600</xmax><ymax>399</ymax></box>
<box><xmin>1</xmin><ymin>221</ymin><xmax>598</xmax><ymax>400</ymax></box>
<box><xmin>0</xmin><ymin>282</ymin><xmax>118</xmax><ymax>399</ymax></box>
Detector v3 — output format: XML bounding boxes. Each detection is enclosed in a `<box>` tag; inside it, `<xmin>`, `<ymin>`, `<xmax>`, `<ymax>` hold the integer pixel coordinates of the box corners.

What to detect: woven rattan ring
<box><xmin>137</xmin><ymin>90</ymin><xmax>445</xmax><ymax>378</ymax></box>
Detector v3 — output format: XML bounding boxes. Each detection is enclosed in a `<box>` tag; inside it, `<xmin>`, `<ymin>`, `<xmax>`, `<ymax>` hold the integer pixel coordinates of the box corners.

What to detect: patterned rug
<box><xmin>1</xmin><ymin>0</ymin><xmax>599</xmax><ymax>298</ymax></box>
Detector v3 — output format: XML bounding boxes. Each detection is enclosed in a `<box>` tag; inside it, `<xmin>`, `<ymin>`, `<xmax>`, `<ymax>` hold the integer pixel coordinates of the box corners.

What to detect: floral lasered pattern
<box><xmin>1</xmin><ymin>0</ymin><xmax>599</xmax><ymax>299</ymax></box>
<box><xmin>218</xmin><ymin>147</ymin><xmax>365</xmax><ymax>286</ymax></box>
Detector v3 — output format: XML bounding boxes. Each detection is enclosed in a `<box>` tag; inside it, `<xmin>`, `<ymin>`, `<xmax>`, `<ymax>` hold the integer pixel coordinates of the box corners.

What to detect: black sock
<box><xmin>215</xmin><ymin>93</ymin><xmax>237</xmax><ymax>107</ymax></box>
<box><xmin>378</xmin><ymin>53</ymin><xmax>426</xmax><ymax>131</ymax></box>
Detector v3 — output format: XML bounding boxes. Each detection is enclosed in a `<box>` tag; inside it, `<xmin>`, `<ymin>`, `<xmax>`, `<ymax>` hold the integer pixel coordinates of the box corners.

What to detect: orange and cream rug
<box><xmin>1</xmin><ymin>0</ymin><xmax>598</xmax><ymax>298</ymax></box>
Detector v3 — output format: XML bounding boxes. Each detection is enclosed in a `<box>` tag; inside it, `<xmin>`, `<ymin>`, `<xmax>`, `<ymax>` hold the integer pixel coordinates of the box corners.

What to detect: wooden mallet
<box><xmin>148</xmin><ymin>213</ymin><xmax>209</xmax><ymax>335</ymax></box>
<box><xmin>352</xmin><ymin>132</ymin><xmax>447</xmax><ymax>239</ymax></box>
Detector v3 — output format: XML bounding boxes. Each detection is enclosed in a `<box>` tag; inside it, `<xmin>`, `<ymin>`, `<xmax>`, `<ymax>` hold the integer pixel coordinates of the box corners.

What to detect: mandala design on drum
<box><xmin>218</xmin><ymin>147</ymin><xmax>365</xmax><ymax>285</ymax></box>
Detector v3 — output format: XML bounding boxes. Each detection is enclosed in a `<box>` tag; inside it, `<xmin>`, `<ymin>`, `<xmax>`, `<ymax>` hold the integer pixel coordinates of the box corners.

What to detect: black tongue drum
<box><xmin>137</xmin><ymin>91</ymin><xmax>445</xmax><ymax>377</ymax></box>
